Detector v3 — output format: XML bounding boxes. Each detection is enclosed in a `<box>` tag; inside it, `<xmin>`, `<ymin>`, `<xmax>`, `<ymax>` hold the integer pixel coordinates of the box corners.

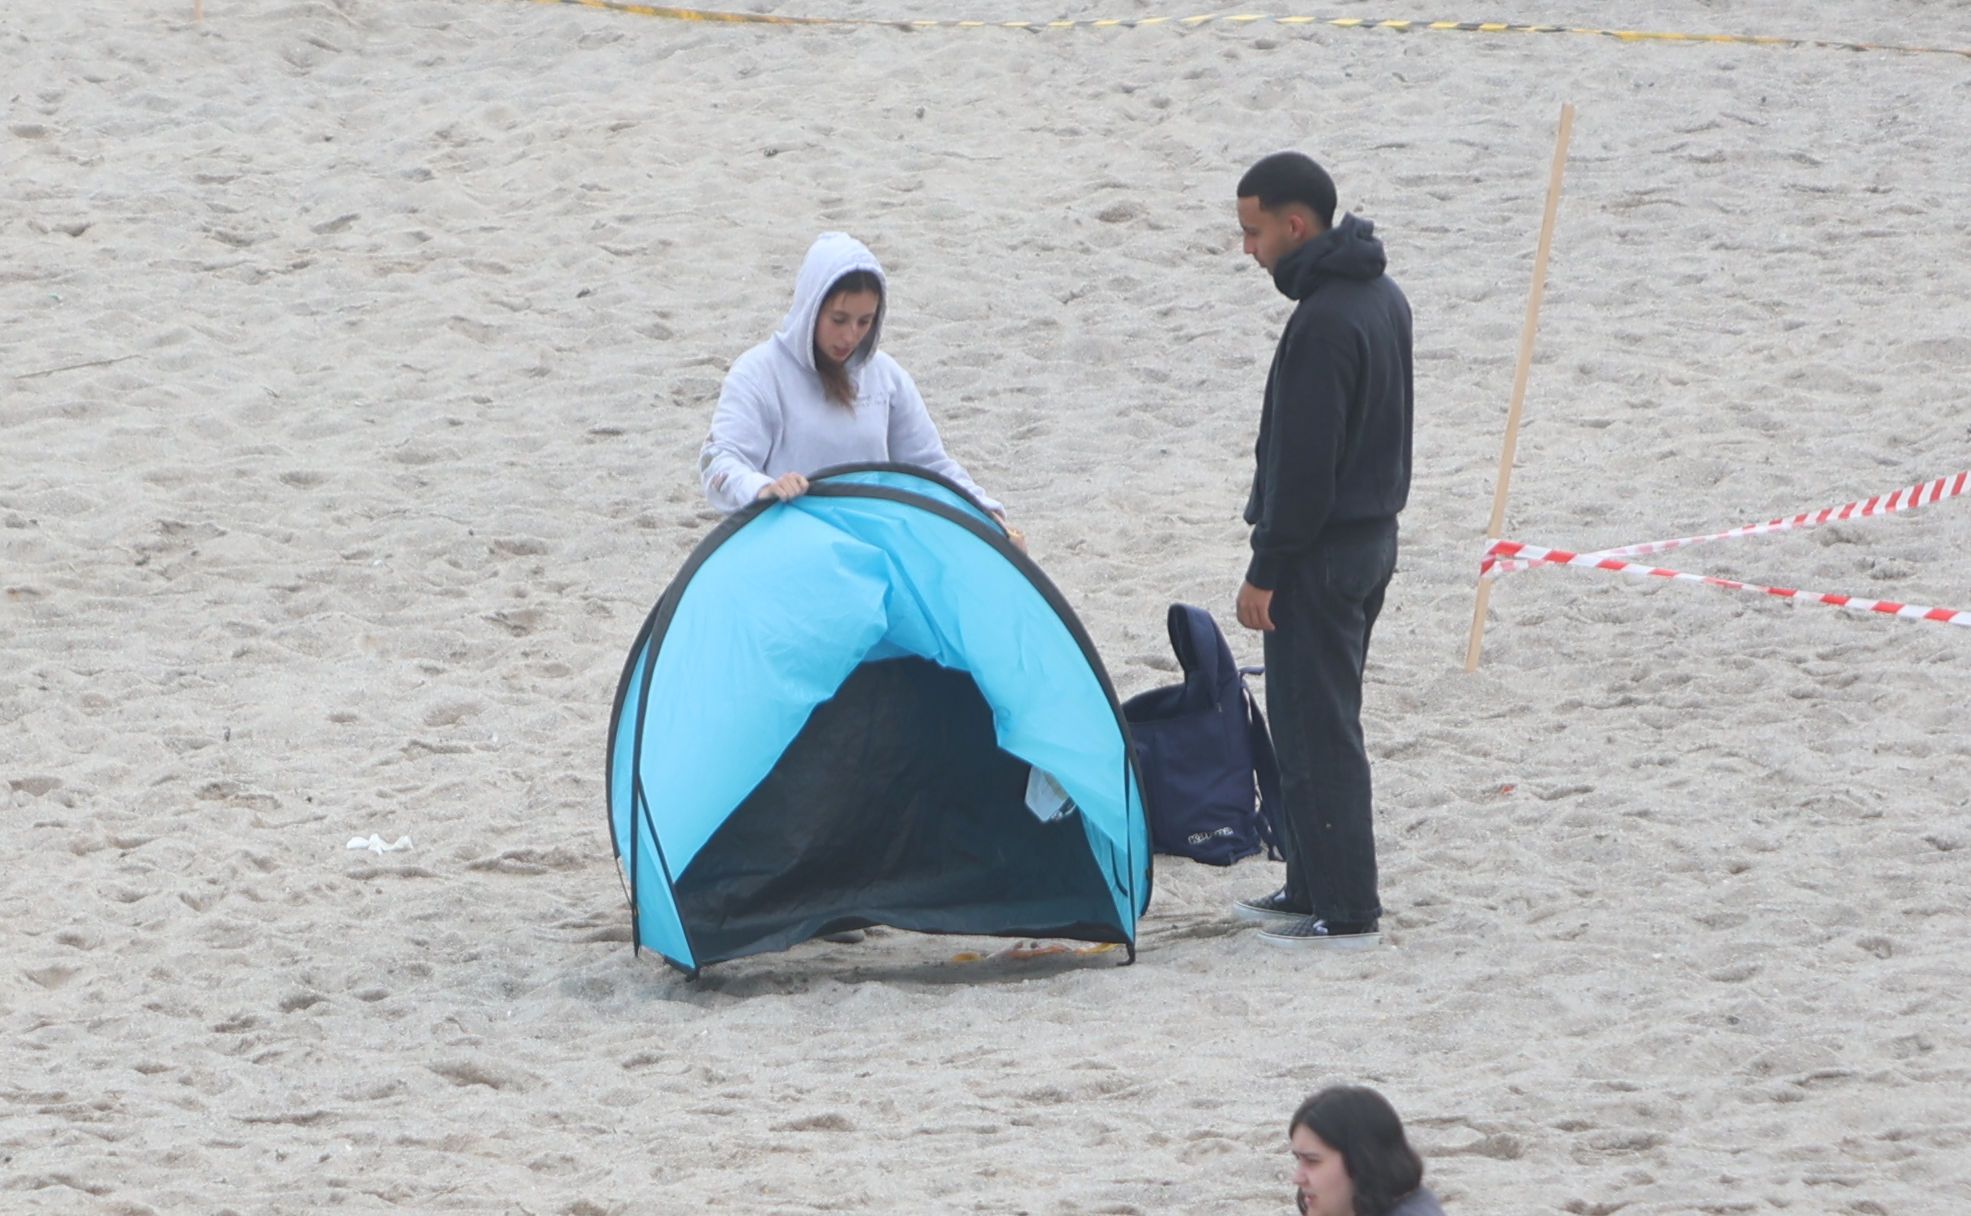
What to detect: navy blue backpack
<box><xmin>1121</xmin><ymin>604</ymin><xmax>1283</xmax><ymax>865</ymax></box>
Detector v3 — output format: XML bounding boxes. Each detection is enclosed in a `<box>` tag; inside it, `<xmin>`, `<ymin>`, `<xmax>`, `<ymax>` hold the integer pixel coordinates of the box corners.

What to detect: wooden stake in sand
<box><xmin>195</xmin><ymin>0</ymin><xmax>203</xmax><ymax>20</ymax></box>
<box><xmin>1464</xmin><ymin>101</ymin><xmax>1575</xmax><ymax>673</ymax></box>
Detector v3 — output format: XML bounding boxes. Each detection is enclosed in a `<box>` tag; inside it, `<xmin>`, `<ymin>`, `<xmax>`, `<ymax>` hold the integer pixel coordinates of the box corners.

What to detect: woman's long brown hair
<box><xmin>813</xmin><ymin>270</ymin><xmax>882</xmax><ymax>408</ymax></box>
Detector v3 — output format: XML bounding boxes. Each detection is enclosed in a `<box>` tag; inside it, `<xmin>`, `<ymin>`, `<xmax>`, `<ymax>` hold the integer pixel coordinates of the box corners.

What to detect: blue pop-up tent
<box><xmin>605</xmin><ymin>465</ymin><xmax>1152</xmax><ymax>976</ymax></box>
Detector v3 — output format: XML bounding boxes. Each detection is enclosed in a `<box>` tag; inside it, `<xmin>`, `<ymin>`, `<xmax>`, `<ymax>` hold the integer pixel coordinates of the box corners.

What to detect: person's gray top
<box><xmin>1385</xmin><ymin>1186</ymin><xmax>1446</xmax><ymax>1216</ymax></box>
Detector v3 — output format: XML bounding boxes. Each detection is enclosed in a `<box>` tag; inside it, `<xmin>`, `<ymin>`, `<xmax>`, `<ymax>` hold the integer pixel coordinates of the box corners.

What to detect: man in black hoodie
<box><xmin>1229</xmin><ymin>152</ymin><xmax>1413</xmax><ymax>950</ymax></box>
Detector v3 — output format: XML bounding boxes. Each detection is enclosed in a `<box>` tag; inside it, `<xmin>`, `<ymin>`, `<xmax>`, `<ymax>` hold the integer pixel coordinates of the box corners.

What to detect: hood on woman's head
<box><xmin>776</xmin><ymin>232</ymin><xmax>888</xmax><ymax>372</ymax></box>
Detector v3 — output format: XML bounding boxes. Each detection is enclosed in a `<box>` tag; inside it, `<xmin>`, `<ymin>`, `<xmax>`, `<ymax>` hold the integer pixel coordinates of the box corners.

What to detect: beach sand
<box><xmin>5</xmin><ymin>0</ymin><xmax>1970</xmax><ymax>1210</ymax></box>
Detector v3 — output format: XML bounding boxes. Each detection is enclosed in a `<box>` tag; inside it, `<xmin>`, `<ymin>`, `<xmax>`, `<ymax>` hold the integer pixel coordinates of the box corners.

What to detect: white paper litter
<box><xmin>346</xmin><ymin>834</ymin><xmax>413</xmax><ymax>854</ymax></box>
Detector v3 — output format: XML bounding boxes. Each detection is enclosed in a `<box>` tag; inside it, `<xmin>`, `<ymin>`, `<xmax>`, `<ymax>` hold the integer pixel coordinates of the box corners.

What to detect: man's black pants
<box><xmin>1260</xmin><ymin>517</ymin><xmax>1398</xmax><ymax>925</ymax></box>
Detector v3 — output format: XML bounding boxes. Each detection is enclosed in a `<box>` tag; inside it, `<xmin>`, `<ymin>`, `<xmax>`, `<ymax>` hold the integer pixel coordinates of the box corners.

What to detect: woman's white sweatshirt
<box><xmin>698</xmin><ymin>233</ymin><xmax>1002</xmax><ymax>516</ymax></box>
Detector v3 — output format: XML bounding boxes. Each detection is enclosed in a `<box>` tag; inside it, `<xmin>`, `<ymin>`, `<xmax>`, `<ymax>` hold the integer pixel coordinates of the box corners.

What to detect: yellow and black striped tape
<box><xmin>534</xmin><ymin>0</ymin><xmax>829</xmax><ymax>22</ymax></box>
<box><xmin>527</xmin><ymin>0</ymin><xmax>1971</xmax><ymax>58</ymax></box>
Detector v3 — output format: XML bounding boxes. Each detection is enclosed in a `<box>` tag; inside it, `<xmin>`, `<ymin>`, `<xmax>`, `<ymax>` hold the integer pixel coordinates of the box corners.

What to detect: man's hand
<box><xmin>756</xmin><ymin>472</ymin><xmax>810</xmax><ymax>502</ymax></box>
<box><xmin>1236</xmin><ymin>580</ymin><xmax>1275</xmax><ymax>632</ymax></box>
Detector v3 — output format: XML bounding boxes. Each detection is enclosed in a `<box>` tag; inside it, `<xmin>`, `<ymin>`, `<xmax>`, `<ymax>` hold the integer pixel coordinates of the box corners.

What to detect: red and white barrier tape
<box><xmin>1488</xmin><ymin>469</ymin><xmax>1971</xmax><ymax>577</ymax></box>
<box><xmin>1482</xmin><ymin>540</ymin><xmax>1971</xmax><ymax>628</ymax></box>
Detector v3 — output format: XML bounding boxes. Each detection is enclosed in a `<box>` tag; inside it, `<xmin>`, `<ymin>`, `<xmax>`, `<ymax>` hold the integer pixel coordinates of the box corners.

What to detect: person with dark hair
<box><xmin>700</xmin><ymin>232</ymin><xmax>1016</xmax><ymax>542</ymax></box>
<box><xmin>1290</xmin><ymin>1085</ymin><xmax>1444</xmax><ymax>1216</ymax></box>
<box><xmin>1239</xmin><ymin>150</ymin><xmax>1339</xmax><ymax>231</ymax></box>
<box><xmin>1228</xmin><ymin>150</ymin><xmax>1413</xmax><ymax>950</ymax></box>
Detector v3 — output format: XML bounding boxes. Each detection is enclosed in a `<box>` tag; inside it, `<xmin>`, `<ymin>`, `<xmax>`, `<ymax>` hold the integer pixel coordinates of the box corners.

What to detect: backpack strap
<box><xmin>1239</xmin><ymin>666</ymin><xmax>1284</xmax><ymax>861</ymax></box>
<box><xmin>1168</xmin><ymin>603</ymin><xmax>1235</xmax><ymax>693</ymax></box>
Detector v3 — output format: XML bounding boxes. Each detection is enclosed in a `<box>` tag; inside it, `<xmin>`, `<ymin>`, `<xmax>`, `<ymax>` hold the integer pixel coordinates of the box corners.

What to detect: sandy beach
<box><xmin>6</xmin><ymin>0</ymin><xmax>1971</xmax><ymax>1211</ymax></box>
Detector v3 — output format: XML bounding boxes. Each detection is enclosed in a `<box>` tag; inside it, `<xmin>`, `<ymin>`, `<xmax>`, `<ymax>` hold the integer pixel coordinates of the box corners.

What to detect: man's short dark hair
<box><xmin>1238</xmin><ymin>152</ymin><xmax>1337</xmax><ymax>230</ymax></box>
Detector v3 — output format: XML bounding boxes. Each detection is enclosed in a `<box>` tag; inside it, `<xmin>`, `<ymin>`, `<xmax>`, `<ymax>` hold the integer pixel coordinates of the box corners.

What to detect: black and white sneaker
<box><xmin>1233</xmin><ymin>887</ymin><xmax>1310</xmax><ymax>928</ymax></box>
<box><xmin>1258</xmin><ymin>916</ymin><xmax>1380</xmax><ymax>951</ymax></box>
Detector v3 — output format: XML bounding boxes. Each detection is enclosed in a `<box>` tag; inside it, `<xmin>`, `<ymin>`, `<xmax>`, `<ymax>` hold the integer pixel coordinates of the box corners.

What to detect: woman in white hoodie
<box><xmin>699</xmin><ymin>233</ymin><xmax>1018</xmax><ymax>543</ymax></box>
